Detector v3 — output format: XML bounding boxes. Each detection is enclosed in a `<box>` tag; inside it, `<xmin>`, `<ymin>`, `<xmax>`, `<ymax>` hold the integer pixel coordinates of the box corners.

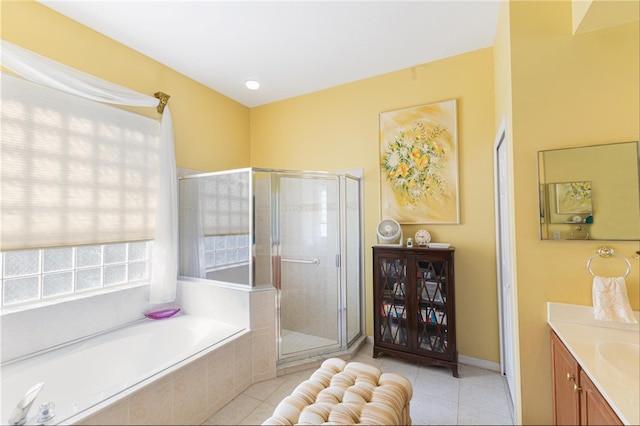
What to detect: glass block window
<box><xmin>1</xmin><ymin>72</ymin><xmax>160</xmax><ymax>251</ymax></box>
<box><xmin>199</xmin><ymin>171</ymin><xmax>250</xmax><ymax>236</ymax></box>
<box><xmin>0</xmin><ymin>241</ymin><xmax>151</xmax><ymax>308</ymax></box>
<box><xmin>203</xmin><ymin>234</ymin><xmax>250</xmax><ymax>270</ymax></box>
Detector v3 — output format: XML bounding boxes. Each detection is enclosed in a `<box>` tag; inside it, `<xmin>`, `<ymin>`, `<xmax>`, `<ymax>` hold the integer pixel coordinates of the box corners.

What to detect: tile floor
<box><xmin>202</xmin><ymin>341</ymin><xmax>514</xmax><ymax>425</ymax></box>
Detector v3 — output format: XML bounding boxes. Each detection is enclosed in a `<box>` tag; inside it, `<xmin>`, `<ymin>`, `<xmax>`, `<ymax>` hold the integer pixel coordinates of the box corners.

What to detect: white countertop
<box><xmin>547</xmin><ymin>302</ymin><xmax>639</xmax><ymax>425</ymax></box>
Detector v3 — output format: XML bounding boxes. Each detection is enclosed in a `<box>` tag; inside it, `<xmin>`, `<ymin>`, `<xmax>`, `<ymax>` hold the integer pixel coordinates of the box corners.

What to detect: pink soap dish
<box><xmin>145</xmin><ymin>308</ymin><xmax>181</xmax><ymax>320</ymax></box>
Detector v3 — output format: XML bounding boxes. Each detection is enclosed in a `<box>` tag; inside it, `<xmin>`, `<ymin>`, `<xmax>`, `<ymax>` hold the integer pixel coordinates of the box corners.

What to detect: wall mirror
<box><xmin>538</xmin><ymin>141</ymin><xmax>640</xmax><ymax>240</ymax></box>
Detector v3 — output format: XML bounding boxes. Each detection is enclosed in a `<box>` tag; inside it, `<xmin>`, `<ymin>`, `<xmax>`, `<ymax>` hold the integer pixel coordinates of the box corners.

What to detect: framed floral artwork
<box><xmin>555</xmin><ymin>181</ymin><xmax>592</xmax><ymax>214</ymax></box>
<box><xmin>380</xmin><ymin>99</ymin><xmax>459</xmax><ymax>224</ymax></box>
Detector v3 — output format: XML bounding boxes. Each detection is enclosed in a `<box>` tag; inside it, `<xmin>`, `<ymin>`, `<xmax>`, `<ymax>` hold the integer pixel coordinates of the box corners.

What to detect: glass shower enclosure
<box><xmin>178</xmin><ymin>168</ymin><xmax>363</xmax><ymax>364</ymax></box>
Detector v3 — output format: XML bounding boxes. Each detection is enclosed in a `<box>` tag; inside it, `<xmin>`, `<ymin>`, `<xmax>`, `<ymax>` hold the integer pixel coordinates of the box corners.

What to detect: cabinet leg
<box><xmin>451</xmin><ymin>365</ymin><xmax>459</xmax><ymax>378</ymax></box>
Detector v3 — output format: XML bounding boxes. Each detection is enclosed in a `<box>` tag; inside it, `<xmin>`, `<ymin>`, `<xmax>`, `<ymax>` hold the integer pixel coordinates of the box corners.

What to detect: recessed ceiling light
<box><xmin>245</xmin><ymin>80</ymin><xmax>260</xmax><ymax>90</ymax></box>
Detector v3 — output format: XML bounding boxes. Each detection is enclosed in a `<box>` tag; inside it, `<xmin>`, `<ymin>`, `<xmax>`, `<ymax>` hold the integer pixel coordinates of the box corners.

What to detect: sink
<box><xmin>597</xmin><ymin>342</ymin><xmax>640</xmax><ymax>380</ymax></box>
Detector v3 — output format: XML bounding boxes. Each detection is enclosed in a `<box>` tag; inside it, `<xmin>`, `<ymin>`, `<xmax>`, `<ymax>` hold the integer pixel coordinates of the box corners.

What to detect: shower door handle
<box><xmin>281</xmin><ymin>257</ymin><xmax>320</xmax><ymax>265</ymax></box>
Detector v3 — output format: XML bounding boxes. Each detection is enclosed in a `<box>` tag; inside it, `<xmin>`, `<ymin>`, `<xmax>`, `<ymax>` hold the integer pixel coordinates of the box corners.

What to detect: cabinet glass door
<box><xmin>377</xmin><ymin>256</ymin><xmax>409</xmax><ymax>347</ymax></box>
<box><xmin>416</xmin><ymin>259</ymin><xmax>448</xmax><ymax>354</ymax></box>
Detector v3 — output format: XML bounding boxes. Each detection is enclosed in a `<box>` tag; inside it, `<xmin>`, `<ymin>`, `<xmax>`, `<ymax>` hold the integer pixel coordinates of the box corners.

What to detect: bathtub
<box><xmin>1</xmin><ymin>314</ymin><xmax>245</xmax><ymax>425</ymax></box>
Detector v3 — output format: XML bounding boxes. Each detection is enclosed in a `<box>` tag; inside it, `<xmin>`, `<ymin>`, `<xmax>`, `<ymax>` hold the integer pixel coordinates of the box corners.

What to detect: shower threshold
<box><xmin>281</xmin><ymin>329</ymin><xmax>337</xmax><ymax>355</ymax></box>
<box><xmin>277</xmin><ymin>333</ymin><xmax>367</xmax><ymax>375</ymax></box>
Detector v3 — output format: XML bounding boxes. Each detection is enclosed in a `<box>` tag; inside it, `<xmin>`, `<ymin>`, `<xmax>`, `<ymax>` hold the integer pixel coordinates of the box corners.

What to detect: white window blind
<box><xmin>1</xmin><ymin>72</ymin><xmax>161</xmax><ymax>251</ymax></box>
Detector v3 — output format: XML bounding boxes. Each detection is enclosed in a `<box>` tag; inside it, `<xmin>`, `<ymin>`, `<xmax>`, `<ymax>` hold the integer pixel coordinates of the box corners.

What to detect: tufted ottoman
<box><xmin>262</xmin><ymin>358</ymin><xmax>413</xmax><ymax>425</ymax></box>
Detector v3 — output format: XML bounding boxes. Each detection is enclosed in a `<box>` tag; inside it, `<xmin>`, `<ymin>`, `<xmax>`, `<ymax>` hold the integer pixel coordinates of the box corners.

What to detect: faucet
<box><xmin>8</xmin><ymin>382</ymin><xmax>44</xmax><ymax>425</ymax></box>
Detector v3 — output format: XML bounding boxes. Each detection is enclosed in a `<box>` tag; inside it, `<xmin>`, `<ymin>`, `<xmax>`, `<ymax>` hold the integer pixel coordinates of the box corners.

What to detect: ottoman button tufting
<box><xmin>262</xmin><ymin>358</ymin><xmax>412</xmax><ymax>425</ymax></box>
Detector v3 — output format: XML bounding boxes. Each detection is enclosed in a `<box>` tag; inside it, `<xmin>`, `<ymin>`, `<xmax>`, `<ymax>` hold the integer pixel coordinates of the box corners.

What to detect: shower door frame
<box><xmin>339</xmin><ymin>171</ymin><xmax>366</xmax><ymax>349</ymax></box>
<box><xmin>269</xmin><ymin>169</ymin><xmax>364</xmax><ymax>364</ymax></box>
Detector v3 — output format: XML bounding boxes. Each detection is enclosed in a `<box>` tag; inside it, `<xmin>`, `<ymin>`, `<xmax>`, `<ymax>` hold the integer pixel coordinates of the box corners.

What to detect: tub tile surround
<box><xmin>178</xmin><ymin>278</ymin><xmax>277</xmax><ymax>383</ymax></box>
<box><xmin>249</xmin><ymin>287</ymin><xmax>277</xmax><ymax>383</ymax></box>
<box><xmin>1</xmin><ymin>285</ymin><xmax>153</xmax><ymax>362</ymax></box>
<box><xmin>2</xmin><ymin>278</ymin><xmax>277</xmax><ymax>425</ymax></box>
<box><xmin>80</xmin><ymin>331</ymin><xmax>253</xmax><ymax>425</ymax></box>
<box><xmin>78</xmin><ymin>280</ymin><xmax>277</xmax><ymax>425</ymax></box>
<box><xmin>177</xmin><ymin>277</ymin><xmax>251</xmax><ymax>329</ymax></box>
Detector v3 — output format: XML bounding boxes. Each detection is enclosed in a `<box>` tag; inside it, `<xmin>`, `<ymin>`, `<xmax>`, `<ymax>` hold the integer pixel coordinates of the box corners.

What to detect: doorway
<box><xmin>494</xmin><ymin>119</ymin><xmax>516</xmax><ymax>407</ymax></box>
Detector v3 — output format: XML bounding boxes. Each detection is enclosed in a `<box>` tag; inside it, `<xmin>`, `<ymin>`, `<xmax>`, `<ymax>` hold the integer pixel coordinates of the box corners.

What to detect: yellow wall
<box><xmin>1</xmin><ymin>0</ymin><xmax>251</xmax><ymax>172</ymax></box>
<box><xmin>250</xmin><ymin>49</ymin><xmax>500</xmax><ymax>364</ymax></box>
<box><xmin>507</xmin><ymin>1</ymin><xmax>639</xmax><ymax>424</ymax></box>
<box><xmin>572</xmin><ymin>0</ymin><xmax>640</xmax><ymax>34</ymax></box>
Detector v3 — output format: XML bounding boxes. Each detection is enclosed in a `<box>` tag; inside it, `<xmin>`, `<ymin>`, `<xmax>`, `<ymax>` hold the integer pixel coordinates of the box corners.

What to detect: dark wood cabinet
<box><xmin>550</xmin><ymin>330</ymin><xmax>623</xmax><ymax>425</ymax></box>
<box><xmin>372</xmin><ymin>246</ymin><xmax>458</xmax><ymax>377</ymax></box>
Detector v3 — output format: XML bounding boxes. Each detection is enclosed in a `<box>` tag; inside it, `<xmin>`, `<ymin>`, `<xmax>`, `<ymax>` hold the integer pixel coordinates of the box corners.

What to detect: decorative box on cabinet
<box><xmin>550</xmin><ymin>330</ymin><xmax>623</xmax><ymax>425</ymax></box>
<box><xmin>373</xmin><ymin>246</ymin><xmax>458</xmax><ymax>377</ymax></box>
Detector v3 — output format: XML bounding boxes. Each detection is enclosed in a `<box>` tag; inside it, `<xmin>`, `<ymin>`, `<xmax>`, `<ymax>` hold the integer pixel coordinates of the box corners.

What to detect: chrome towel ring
<box><xmin>587</xmin><ymin>247</ymin><xmax>631</xmax><ymax>278</ymax></box>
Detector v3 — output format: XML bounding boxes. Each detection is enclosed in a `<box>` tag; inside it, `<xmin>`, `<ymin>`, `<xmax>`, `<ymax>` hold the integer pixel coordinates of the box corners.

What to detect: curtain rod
<box><xmin>154</xmin><ymin>91</ymin><xmax>170</xmax><ymax>114</ymax></box>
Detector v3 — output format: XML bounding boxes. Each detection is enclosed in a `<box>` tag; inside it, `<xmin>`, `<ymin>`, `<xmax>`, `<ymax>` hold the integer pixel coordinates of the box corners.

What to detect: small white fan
<box><xmin>376</xmin><ymin>219</ymin><xmax>403</xmax><ymax>246</ymax></box>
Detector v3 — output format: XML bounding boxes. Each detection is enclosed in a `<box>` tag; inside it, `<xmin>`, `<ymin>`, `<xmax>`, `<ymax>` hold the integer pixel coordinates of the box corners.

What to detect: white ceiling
<box><xmin>39</xmin><ymin>1</ymin><xmax>501</xmax><ymax>108</ymax></box>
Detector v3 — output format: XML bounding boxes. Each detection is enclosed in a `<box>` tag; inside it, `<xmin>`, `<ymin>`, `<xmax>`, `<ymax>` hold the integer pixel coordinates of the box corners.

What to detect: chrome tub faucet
<box><xmin>8</xmin><ymin>382</ymin><xmax>44</xmax><ymax>425</ymax></box>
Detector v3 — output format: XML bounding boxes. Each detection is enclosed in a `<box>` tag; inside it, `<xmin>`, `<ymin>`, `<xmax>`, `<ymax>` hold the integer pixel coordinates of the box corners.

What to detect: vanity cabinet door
<box><xmin>550</xmin><ymin>330</ymin><xmax>580</xmax><ymax>425</ymax></box>
<box><xmin>579</xmin><ymin>369</ymin><xmax>623</xmax><ymax>426</ymax></box>
<box><xmin>550</xmin><ymin>330</ymin><xmax>623</xmax><ymax>426</ymax></box>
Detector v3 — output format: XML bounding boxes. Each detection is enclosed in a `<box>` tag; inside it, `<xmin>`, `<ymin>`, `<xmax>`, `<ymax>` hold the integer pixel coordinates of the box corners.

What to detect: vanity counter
<box><xmin>547</xmin><ymin>302</ymin><xmax>639</xmax><ymax>425</ymax></box>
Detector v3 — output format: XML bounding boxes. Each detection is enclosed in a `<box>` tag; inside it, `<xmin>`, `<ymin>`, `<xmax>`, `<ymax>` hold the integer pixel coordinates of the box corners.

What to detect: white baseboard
<box><xmin>363</xmin><ymin>335</ymin><xmax>501</xmax><ymax>373</ymax></box>
<box><xmin>458</xmin><ymin>354</ymin><xmax>501</xmax><ymax>372</ymax></box>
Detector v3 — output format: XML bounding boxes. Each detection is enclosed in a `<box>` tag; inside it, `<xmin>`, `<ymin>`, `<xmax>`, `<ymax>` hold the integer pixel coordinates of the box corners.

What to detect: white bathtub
<box><xmin>1</xmin><ymin>314</ymin><xmax>245</xmax><ymax>425</ymax></box>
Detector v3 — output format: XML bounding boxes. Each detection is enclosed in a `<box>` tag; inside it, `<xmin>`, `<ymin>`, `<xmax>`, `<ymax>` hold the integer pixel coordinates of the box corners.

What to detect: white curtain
<box><xmin>150</xmin><ymin>107</ymin><xmax>178</xmax><ymax>302</ymax></box>
<box><xmin>1</xmin><ymin>40</ymin><xmax>178</xmax><ymax>303</ymax></box>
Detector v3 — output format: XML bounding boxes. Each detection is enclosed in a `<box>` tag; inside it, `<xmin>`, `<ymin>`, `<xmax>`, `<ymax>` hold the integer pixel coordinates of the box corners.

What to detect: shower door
<box><xmin>276</xmin><ymin>174</ymin><xmax>342</xmax><ymax>360</ymax></box>
<box><xmin>343</xmin><ymin>175</ymin><xmax>362</xmax><ymax>346</ymax></box>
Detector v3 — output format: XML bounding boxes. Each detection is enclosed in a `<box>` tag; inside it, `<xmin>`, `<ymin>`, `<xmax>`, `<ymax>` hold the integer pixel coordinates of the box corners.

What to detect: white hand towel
<box><xmin>592</xmin><ymin>276</ymin><xmax>637</xmax><ymax>323</ymax></box>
